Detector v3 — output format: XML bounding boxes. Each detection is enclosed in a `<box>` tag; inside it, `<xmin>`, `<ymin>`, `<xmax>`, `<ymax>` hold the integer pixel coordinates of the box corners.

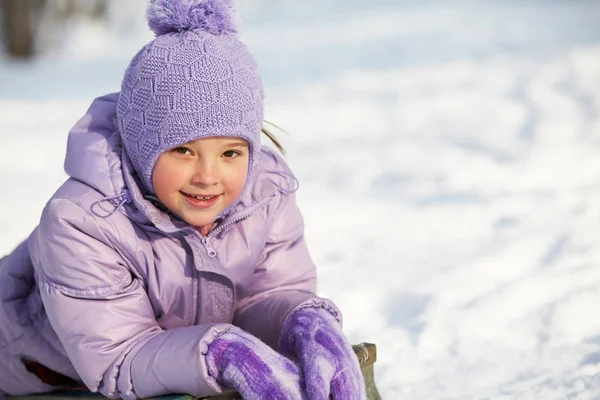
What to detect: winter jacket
<box><xmin>0</xmin><ymin>93</ymin><xmax>335</xmax><ymax>399</ymax></box>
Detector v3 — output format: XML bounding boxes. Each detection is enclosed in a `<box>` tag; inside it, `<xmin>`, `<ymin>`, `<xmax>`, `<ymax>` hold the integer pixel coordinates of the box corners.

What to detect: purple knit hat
<box><xmin>117</xmin><ymin>0</ymin><xmax>264</xmax><ymax>194</ymax></box>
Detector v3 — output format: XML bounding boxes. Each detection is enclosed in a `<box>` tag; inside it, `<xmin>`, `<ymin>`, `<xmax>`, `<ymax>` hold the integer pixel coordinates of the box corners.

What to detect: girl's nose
<box><xmin>191</xmin><ymin>159</ymin><xmax>219</xmax><ymax>186</ymax></box>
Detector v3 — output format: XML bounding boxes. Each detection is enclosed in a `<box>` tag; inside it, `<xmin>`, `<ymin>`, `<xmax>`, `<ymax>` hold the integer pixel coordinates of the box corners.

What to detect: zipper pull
<box><xmin>201</xmin><ymin>237</ymin><xmax>217</xmax><ymax>258</ymax></box>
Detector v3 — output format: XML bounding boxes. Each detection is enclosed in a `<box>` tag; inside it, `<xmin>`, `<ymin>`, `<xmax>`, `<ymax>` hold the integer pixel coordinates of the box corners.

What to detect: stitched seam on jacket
<box><xmin>46</xmin><ymin>192</ymin><xmax>138</xmax><ymax>296</ymax></box>
<box><xmin>104</xmin><ymin>127</ymin><xmax>121</xmax><ymax>199</ymax></box>
<box><xmin>34</xmin><ymin>195</ymin><xmax>133</xmax><ymax>296</ymax></box>
<box><xmin>39</xmin><ymin>274</ymin><xmax>132</xmax><ymax>298</ymax></box>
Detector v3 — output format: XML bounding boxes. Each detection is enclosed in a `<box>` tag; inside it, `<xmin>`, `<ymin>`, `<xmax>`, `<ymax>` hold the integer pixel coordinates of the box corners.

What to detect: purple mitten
<box><xmin>279</xmin><ymin>306</ymin><xmax>366</xmax><ymax>400</ymax></box>
<box><xmin>206</xmin><ymin>326</ymin><xmax>308</xmax><ymax>400</ymax></box>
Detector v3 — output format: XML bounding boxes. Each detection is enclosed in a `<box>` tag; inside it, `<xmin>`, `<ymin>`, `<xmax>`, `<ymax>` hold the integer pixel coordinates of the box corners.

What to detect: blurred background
<box><xmin>2</xmin><ymin>1</ymin><xmax>600</xmax><ymax>399</ymax></box>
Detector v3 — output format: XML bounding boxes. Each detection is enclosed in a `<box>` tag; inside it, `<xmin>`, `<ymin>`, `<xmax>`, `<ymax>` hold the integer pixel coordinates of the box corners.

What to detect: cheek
<box><xmin>224</xmin><ymin>162</ymin><xmax>248</xmax><ymax>194</ymax></box>
<box><xmin>153</xmin><ymin>161</ymin><xmax>184</xmax><ymax>195</ymax></box>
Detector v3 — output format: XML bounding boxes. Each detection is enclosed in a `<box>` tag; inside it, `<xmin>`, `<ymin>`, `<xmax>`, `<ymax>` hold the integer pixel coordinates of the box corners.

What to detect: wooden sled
<box><xmin>10</xmin><ymin>343</ymin><xmax>381</xmax><ymax>400</ymax></box>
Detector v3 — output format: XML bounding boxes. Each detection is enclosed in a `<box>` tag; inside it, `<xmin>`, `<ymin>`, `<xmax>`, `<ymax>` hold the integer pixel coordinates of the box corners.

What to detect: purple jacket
<box><xmin>0</xmin><ymin>93</ymin><xmax>334</xmax><ymax>399</ymax></box>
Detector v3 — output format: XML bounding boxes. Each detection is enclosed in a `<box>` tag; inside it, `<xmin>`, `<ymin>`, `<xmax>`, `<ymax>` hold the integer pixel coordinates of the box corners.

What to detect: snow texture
<box><xmin>1</xmin><ymin>0</ymin><xmax>600</xmax><ymax>398</ymax></box>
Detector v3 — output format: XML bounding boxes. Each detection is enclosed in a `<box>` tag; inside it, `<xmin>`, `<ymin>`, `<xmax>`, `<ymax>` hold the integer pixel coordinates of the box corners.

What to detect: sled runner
<box><xmin>9</xmin><ymin>343</ymin><xmax>381</xmax><ymax>400</ymax></box>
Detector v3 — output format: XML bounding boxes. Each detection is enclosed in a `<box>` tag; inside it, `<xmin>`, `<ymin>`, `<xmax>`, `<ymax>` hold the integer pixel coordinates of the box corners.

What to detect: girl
<box><xmin>0</xmin><ymin>1</ymin><xmax>366</xmax><ymax>399</ymax></box>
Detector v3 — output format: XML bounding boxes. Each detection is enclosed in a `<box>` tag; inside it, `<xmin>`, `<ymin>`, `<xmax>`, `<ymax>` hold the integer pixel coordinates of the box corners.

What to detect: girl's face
<box><xmin>152</xmin><ymin>136</ymin><xmax>249</xmax><ymax>231</ymax></box>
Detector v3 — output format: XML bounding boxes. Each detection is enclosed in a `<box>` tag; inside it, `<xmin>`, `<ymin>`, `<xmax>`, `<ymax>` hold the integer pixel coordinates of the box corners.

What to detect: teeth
<box><xmin>189</xmin><ymin>194</ymin><xmax>214</xmax><ymax>200</ymax></box>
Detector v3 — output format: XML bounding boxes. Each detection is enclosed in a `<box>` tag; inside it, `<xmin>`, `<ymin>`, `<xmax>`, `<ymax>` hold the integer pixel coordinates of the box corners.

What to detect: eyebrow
<box><xmin>224</xmin><ymin>140</ymin><xmax>249</xmax><ymax>148</ymax></box>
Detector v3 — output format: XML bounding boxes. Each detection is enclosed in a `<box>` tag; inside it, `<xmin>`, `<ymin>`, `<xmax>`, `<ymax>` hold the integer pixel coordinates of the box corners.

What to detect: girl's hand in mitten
<box><xmin>206</xmin><ymin>326</ymin><xmax>307</xmax><ymax>400</ymax></box>
<box><xmin>279</xmin><ymin>306</ymin><xmax>366</xmax><ymax>400</ymax></box>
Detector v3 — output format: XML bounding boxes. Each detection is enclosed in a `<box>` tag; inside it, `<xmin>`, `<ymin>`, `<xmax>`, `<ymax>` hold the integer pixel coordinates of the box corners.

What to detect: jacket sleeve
<box><xmin>232</xmin><ymin>187</ymin><xmax>337</xmax><ymax>349</ymax></box>
<box><xmin>31</xmin><ymin>198</ymin><xmax>229</xmax><ymax>400</ymax></box>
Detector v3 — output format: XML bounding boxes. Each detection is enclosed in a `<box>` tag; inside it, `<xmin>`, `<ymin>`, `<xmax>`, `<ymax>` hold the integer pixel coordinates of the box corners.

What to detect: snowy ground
<box><xmin>2</xmin><ymin>1</ymin><xmax>600</xmax><ymax>399</ymax></box>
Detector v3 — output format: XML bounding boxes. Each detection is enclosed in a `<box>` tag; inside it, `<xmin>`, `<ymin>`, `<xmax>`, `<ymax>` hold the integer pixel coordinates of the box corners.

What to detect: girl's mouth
<box><xmin>181</xmin><ymin>191</ymin><xmax>220</xmax><ymax>208</ymax></box>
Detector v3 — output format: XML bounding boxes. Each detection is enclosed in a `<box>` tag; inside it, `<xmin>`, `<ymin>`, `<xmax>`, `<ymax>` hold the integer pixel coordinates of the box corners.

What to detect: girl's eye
<box><xmin>173</xmin><ymin>147</ymin><xmax>192</xmax><ymax>155</ymax></box>
<box><xmin>223</xmin><ymin>150</ymin><xmax>240</xmax><ymax>158</ymax></box>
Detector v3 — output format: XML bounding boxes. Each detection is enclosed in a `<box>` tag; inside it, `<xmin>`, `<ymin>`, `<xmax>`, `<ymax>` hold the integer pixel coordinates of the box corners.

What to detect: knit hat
<box><xmin>117</xmin><ymin>0</ymin><xmax>264</xmax><ymax>194</ymax></box>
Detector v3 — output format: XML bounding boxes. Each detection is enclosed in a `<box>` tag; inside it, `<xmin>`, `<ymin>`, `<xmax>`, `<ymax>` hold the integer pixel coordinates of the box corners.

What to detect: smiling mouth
<box><xmin>181</xmin><ymin>191</ymin><xmax>220</xmax><ymax>200</ymax></box>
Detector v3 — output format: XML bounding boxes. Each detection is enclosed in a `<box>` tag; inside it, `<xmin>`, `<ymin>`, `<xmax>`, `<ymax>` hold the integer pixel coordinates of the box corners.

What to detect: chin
<box><xmin>186</xmin><ymin>217</ymin><xmax>215</xmax><ymax>228</ymax></box>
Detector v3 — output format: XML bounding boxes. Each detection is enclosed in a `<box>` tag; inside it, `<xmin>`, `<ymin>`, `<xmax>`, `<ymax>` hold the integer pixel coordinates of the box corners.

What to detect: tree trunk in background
<box><xmin>1</xmin><ymin>0</ymin><xmax>105</xmax><ymax>59</ymax></box>
<box><xmin>2</xmin><ymin>0</ymin><xmax>37</xmax><ymax>58</ymax></box>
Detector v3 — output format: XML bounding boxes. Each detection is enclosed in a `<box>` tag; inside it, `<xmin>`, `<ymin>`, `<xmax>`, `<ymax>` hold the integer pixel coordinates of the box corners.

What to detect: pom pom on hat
<box><xmin>147</xmin><ymin>0</ymin><xmax>239</xmax><ymax>36</ymax></box>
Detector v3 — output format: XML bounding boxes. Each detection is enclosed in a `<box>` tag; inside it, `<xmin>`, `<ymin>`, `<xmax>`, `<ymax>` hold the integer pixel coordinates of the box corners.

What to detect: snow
<box><xmin>2</xmin><ymin>0</ymin><xmax>600</xmax><ymax>398</ymax></box>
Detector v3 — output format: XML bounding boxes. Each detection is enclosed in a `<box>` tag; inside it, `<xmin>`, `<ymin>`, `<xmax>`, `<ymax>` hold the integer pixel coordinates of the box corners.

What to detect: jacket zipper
<box><xmin>199</xmin><ymin>196</ymin><xmax>276</xmax><ymax>258</ymax></box>
<box><xmin>192</xmin><ymin>196</ymin><xmax>276</xmax><ymax>323</ymax></box>
<box><xmin>201</xmin><ymin>237</ymin><xmax>217</xmax><ymax>257</ymax></box>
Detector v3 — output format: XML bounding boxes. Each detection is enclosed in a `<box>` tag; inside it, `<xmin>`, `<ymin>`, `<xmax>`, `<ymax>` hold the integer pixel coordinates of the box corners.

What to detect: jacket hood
<box><xmin>63</xmin><ymin>93</ymin><xmax>294</xmax><ymax>233</ymax></box>
<box><xmin>64</xmin><ymin>93</ymin><xmax>126</xmax><ymax>200</ymax></box>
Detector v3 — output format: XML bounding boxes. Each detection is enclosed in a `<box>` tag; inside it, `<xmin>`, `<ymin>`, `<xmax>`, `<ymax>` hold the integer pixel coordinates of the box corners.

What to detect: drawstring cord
<box><xmin>265</xmin><ymin>169</ymin><xmax>299</xmax><ymax>194</ymax></box>
<box><xmin>91</xmin><ymin>190</ymin><xmax>132</xmax><ymax>218</ymax></box>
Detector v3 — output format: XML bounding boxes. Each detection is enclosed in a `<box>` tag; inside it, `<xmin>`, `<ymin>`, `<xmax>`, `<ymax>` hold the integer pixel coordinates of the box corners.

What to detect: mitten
<box><xmin>206</xmin><ymin>326</ymin><xmax>308</xmax><ymax>400</ymax></box>
<box><xmin>279</xmin><ymin>306</ymin><xmax>366</xmax><ymax>400</ymax></box>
